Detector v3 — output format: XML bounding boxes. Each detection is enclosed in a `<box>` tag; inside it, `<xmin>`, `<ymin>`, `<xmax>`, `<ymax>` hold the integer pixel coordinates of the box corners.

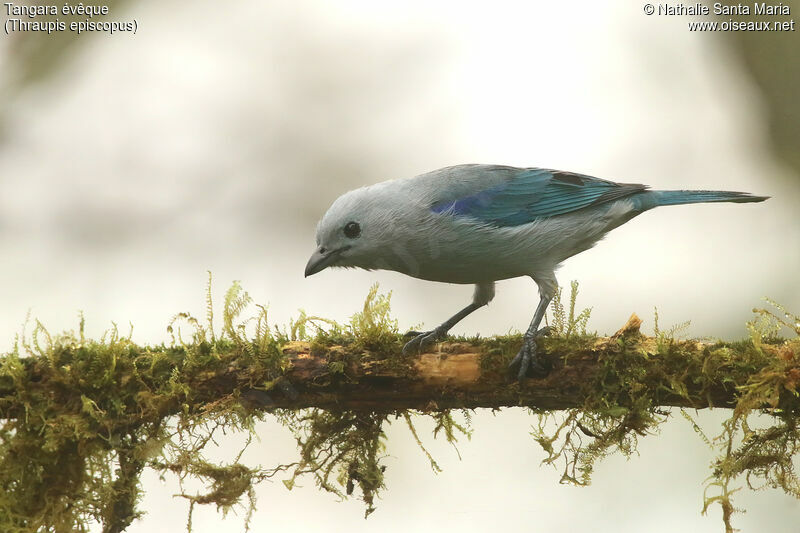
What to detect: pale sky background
<box><xmin>1</xmin><ymin>1</ymin><xmax>799</xmax><ymax>532</ymax></box>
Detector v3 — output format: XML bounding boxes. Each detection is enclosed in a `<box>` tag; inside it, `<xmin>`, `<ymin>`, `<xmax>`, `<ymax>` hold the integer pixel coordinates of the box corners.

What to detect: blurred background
<box><xmin>1</xmin><ymin>1</ymin><xmax>799</xmax><ymax>531</ymax></box>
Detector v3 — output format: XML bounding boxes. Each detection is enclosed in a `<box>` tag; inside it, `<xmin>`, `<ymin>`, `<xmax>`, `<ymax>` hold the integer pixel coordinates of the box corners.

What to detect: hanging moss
<box><xmin>0</xmin><ymin>275</ymin><xmax>797</xmax><ymax>532</ymax></box>
<box><xmin>530</xmin><ymin>295</ymin><xmax>800</xmax><ymax>533</ymax></box>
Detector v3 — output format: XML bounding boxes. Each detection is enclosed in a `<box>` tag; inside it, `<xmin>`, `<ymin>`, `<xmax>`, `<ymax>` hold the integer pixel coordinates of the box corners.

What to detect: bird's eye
<box><xmin>343</xmin><ymin>221</ymin><xmax>361</xmax><ymax>239</ymax></box>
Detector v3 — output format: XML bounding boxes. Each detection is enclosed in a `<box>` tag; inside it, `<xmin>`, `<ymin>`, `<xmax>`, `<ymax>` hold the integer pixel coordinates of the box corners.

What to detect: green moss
<box><xmin>279</xmin><ymin>409</ymin><xmax>388</xmax><ymax>517</ymax></box>
<box><xmin>478</xmin><ymin>334</ymin><xmax>524</xmax><ymax>375</ymax></box>
<box><xmin>0</xmin><ymin>277</ymin><xmax>798</xmax><ymax>533</ymax></box>
<box><xmin>549</xmin><ymin>280</ymin><xmax>593</xmax><ymax>338</ymax></box>
<box><xmin>0</xmin><ymin>275</ymin><xmax>288</xmax><ymax>532</ymax></box>
<box><xmin>530</xmin><ymin>296</ymin><xmax>800</xmax><ymax>533</ymax></box>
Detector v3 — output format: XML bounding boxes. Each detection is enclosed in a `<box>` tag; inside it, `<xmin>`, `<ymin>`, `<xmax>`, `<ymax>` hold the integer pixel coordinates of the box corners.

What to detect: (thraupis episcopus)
<box><xmin>305</xmin><ymin>164</ymin><xmax>768</xmax><ymax>380</ymax></box>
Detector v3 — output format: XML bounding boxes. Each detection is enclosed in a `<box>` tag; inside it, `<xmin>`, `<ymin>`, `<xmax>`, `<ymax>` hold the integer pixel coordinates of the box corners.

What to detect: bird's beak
<box><xmin>304</xmin><ymin>246</ymin><xmax>347</xmax><ymax>277</ymax></box>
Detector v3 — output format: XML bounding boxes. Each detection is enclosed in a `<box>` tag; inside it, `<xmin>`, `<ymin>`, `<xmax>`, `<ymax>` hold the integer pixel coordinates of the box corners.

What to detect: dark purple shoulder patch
<box><xmin>551</xmin><ymin>172</ymin><xmax>585</xmax><ymax>186</ymax></box>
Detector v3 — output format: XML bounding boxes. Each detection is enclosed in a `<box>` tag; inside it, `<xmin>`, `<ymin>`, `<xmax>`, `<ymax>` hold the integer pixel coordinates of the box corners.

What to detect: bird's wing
<box><xmin>430</xmin><ymin>167</ymin><xmax>648</xmax><ymax>227</ymax></box>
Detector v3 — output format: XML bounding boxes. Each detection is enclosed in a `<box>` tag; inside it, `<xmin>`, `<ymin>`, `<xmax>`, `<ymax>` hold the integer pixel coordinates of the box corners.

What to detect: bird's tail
<box><xmin>651</xmin><ymin>189</ymin><xmax>769</xmax><ymax>207</ymax></box>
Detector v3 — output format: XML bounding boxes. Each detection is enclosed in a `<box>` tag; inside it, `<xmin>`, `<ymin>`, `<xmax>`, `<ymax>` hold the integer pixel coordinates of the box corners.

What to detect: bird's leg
<box><xmin>508</xmin><ymin>293</ymin><xmax>553</xmax><ymax>380</ymax></box>
<box><xmin>403</xmin><ymin>302</ymin><xmax>482</xmax><ymax>355</ymax></box>
<box><xmin>403</xmin><ymin>282</ymin><xmax>494</xmax><ymax>355</ymax></box>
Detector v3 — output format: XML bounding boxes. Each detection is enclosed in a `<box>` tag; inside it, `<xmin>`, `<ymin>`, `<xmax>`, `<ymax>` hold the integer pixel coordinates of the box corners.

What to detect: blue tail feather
<box><xmin>651</xmin><ymin>189</ymin><xmax>769</xmax><ymax>207</ymax></box>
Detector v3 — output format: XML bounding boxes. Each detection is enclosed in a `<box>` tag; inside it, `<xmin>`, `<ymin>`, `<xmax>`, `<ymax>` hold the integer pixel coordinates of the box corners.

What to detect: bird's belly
<box><xmin>413</xmin><ymin>264</ymin><xmax>521</xmax><ymax>284</ymax></box>
<box><xmin>391</xmin><ymin>238</ymin><xmax>549</xmax><ymax>284</ymax></box>
<box><xmin>385</xmin><ymin>207</ymin><xmax>629</xmax><ymax>284</ymax></box>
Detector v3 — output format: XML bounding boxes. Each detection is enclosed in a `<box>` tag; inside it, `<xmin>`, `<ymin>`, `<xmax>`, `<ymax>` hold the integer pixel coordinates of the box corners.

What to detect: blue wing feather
<box><xmin>431</xmin><ymin>167</ymin><xmax>648</xmax><ymax>227</ymax></box>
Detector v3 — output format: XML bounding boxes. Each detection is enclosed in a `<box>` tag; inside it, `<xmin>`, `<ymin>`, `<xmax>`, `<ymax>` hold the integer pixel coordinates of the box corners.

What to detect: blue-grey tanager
<box><xmin>305</xmin><ymin>164</ymin><xmax>768</xmax><ymax>380</ymax></box>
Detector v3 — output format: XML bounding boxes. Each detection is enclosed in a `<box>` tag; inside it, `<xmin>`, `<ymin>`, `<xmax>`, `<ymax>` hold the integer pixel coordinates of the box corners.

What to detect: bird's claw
<box><xmin>403</xmin><ymin>328</ymin><xmax>446</xmax><ymax>355</ymax></box>
<box><xmin>508</xmin><ymin>326</ymin><xmax>552</xmax><ymax>381</ymax></box>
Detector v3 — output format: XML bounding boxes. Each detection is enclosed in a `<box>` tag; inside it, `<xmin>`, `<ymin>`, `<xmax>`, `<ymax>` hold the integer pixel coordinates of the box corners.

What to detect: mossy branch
<box><xmin>0</xmin><ymin>278</ymin><xmax>798</xmax><ymax>533</ymax></box>
<box><xmin>1</xmin><ymin>314</ymin><xmax>779</xmax><ymax>413</ymax></box>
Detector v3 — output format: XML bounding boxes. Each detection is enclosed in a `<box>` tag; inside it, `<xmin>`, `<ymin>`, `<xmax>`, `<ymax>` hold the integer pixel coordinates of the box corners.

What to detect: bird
<box><xmin>304</xmin><ymin>164</ymin><xmax>768</xmax><ymax>380</ymax></box>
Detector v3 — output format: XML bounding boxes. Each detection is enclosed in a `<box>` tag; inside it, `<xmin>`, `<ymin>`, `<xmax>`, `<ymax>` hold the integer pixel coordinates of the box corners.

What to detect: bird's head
<box><xmin>305</xmin><ymin>186</ymin><xmax>391</xmax><ymax>277</ymax></box>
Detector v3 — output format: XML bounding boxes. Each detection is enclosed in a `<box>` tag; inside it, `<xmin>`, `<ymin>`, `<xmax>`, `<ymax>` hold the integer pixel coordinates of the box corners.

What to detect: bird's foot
<box><xmin>402</xmin><ymin>327</ymin><xmax>448</xmax><ymax>355</ymax></box>
<box><xmin>508</xmin><ymin>326</ymin><xmax>552</xmax><ymax>381</ymax></box>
